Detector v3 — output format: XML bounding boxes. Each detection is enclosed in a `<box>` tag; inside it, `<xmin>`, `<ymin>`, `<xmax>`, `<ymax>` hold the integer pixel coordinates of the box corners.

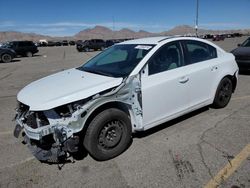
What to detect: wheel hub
<box><xmin>3</xmin><ymin>54</ymin><xmax>11</xmax><ymax>62</ymax></box>
<box><xmin>98</xmin><ymin>120</ymin><xmax>123</xmax><ymax>149</ymax></box>
<box><xmin>219</xmin><ymin>82</ymin><xmax>231</xmax><ymax>101</ymax></box>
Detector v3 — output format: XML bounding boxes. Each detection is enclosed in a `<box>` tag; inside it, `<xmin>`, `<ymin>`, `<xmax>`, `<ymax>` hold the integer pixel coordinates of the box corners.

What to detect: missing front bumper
<box><xmin>15</xmin><ymin>125</ymin><xmax>80</xmax><ymax>163</ymax></box>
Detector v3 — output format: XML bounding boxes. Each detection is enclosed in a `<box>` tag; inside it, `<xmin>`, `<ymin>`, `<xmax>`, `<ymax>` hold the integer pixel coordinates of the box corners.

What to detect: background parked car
<box><xmin>213</xmin><ymin>35</ymin><xmax>225</xmax><ymax>41</ymax></box>
<box><xmin>69</xmin><ymin>41</ymin><xmax>75</xmax><ymax>45</ymax></box>
<box><xmin>0</xmin><ymin>47</ymin><xmax>16</xmax><ymax>63</ymax></box>
<box><xmin>54</xmin><ymin>41</ymin><xmax>62</xmax><ymax>46</ymax></box>
<box><xmin>38</xmin><ymin>41</ymin><xmax>48</xmax><ymax>47</ymax></box>
<box><xmin>47</xmin><ymin>41</ymin><xmax>56</xmax><ymax>47</ymax></box>
<box><xmin>3</xmin><ymin>41</ymin><xmax>38</xmax><ymax>57</ymax></box>
<box><xmin>231</xmin><ymin>37</ymin><xmax>250</xmax><ymax>72</ymax></box>
<box><xmin>62</xmin><ymin>40</ymin><xmax>69</xmax><ymax>46</ymax></box>
<box><xmin>76</xmin><ymin>39</ymin><xmax>106</xmax><ymax>52</ymax></box>
<box><xmin>105</xmin><ymin>40</ymin><xmax>115</xmax><ymax>48</ymax></box>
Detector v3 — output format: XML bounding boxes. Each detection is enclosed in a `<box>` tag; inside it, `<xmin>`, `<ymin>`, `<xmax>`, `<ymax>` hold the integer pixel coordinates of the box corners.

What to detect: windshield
<box><xmin>1</xmin><ymin>42</ymin><xmax>12</xmax><ymax>48</ymax></box>
<box><xmin>78</xmin><ymin>44</ymin><xmax>155</xmax><ymax>77</ymax></box>
<box><xmin>242</xmin><ymin>38</ymin><xmax>250</xmax><ymax>47</ymax></box>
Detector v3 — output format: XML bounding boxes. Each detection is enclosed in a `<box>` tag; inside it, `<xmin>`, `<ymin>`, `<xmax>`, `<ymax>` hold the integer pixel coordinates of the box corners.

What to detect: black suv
<box><xmin>76</xmin><ymin>39</ymin><xmax>106</xmax><ymax>52</ymax></box>
<box><xmin>5</xmin><ymin>41</ymin><xmax>39</xmax><ymax>57</ymax></box>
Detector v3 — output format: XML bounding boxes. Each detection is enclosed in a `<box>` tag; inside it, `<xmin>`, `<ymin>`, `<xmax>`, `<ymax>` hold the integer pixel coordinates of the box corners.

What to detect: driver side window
<box><xmin>148</xmin><ymin>42</ymin><xmax>183</xmax><ymax>75</ymax></box>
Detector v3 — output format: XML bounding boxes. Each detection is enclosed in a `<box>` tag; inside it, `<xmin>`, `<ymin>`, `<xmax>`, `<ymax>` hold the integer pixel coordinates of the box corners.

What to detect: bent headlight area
<box><xmin>14</xmin><ymin>100</ymin><xmax>89</xmax><ymax>162</ymax></box>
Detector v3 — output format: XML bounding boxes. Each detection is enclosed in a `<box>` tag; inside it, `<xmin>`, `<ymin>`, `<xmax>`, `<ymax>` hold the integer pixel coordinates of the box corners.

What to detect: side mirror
<box><xmin>237</xmin><ymin>44</ymin><xmax>241</xmax><ymax>47</ymax></box>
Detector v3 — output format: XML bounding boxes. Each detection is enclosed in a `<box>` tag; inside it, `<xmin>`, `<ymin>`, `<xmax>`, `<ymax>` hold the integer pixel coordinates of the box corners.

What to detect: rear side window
<box><xmin>184</xmin><ymin>40</ymin><xmax>217</xmax><ymax>64</ymax></box>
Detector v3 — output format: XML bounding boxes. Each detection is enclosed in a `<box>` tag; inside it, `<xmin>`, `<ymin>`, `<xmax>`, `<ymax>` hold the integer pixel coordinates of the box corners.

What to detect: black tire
<box><xmin>84</xmin><ymin>108</ymin><xmax>132</xmax><ymax>161</ymax></box>
<box><xmin>212</xmin><ymin>77</ymin><xmax>233</xmax><ymax>108</ymax></box>
<box><xmin>1</xmin><ymin>53</ymin><xmax>12</xmax><ymax>63</ymax></box>
<box><xmin>26</xmin><ymin>51</ymin><xmax>33</xmax><ymax>57</ymax></box>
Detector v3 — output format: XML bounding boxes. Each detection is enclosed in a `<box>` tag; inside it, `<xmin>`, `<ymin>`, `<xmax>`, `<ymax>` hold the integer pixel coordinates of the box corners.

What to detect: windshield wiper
<box><xmin>80</xmin><ymin>67</ymin><xmax>114</xmax><ymax>77</ymax></box>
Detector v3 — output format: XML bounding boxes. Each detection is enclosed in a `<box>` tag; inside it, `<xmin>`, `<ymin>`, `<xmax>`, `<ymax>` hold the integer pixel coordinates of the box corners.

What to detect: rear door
<box><xmin>181</xmin><ymin>40</ymin><xmax>219</xmax><ymax>106</ymax></box>
<box><xmin>17</xmin><ymin>42</ymin><xmax>27</xmax><ymax>55</ymax></box>
<box><xmin>141</xmin><ymin>41</ymin><xmax>190</xmax><ymax>128</ymax></box>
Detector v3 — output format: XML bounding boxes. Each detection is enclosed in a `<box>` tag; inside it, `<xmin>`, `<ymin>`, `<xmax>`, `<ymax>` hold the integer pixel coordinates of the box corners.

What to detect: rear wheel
<box><xmin>212</xmin><ymin>77</ymin><xmax>233</xmax><ymax>108</ymax></box>
<box><xmin>84</xmin><ymin>108</ymin><xmax>132</xmax><ymax>161</ymax></box>
<box><xmin>1</xmin><ymin>53</ymin><xmax>12</xmax><ymax>63</ymax></box>
<box><xmin>26</xmin><ymin>51</ymin><xmax>33</xmax><ymax>57</ymax></box>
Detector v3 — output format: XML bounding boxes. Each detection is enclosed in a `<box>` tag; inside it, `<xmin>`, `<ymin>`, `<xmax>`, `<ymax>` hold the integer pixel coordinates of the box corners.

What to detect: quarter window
<box><xmin>185</xmin><ymin>41</ymin><xmax>217</xmax><ymax>64</ymax></box>
<box><xmin>148</xmin><ymin>42</ymin><xmax>183</xmax><ymax>75</ymax></box>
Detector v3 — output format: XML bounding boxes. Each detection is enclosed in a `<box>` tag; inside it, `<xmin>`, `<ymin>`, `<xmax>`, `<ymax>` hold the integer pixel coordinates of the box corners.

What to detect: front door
<box><xmin>140</xmin><ymin>42</ymin><xmax>190</xmax><ymax>129</ymax></box>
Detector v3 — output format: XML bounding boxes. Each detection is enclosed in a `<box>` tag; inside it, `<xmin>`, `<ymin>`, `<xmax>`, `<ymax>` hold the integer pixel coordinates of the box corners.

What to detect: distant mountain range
<box><xmin>1</xmin><ymin>25</ymin><xmax>250</xmax><ymax>42</ymax></box>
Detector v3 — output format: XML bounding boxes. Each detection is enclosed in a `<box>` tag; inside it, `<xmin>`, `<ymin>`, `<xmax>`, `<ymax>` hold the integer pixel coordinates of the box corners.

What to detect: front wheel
<box><xmin>1</xmin><ymin>53</ymin><xmax>12</xmax><ymax>63</ymax></box>
<box><xmin>83</xmin><ymin>108</ymin><xmax>132</xmax><ymax>161</ymax></box>
<box><xmin>212</xmin><ymin>77</ymin><xmax>233</xmax><ymax>108</ymax></box>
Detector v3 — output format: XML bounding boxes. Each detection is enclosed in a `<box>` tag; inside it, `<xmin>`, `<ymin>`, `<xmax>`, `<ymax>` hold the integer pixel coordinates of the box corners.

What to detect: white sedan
<box><xmin>14</xmin><ymin>37</ymin><xmax>238</xmax><ymax>162</ymax></box>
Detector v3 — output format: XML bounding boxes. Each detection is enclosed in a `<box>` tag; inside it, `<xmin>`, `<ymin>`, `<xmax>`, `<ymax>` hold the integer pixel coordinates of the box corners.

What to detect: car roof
<box><xmin>119</xmin><ymin>36</ymin><xmax>208</xmax><ymax>45</ymax></box>
<box><xmin>120</xmin><ymin>36</ymin><xmax>173</xmax><ymax>45</ymax></box>
<box><xmin>118</xmin><ymin>36</ymin><xmax>224</xmax><ymax>51</ymax></box>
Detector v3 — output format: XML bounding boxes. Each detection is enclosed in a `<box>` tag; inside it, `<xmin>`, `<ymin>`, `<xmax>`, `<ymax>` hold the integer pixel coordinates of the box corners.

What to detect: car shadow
<box><xmin>0</xmin><ymin>59</ymin><xmax>21</xmax><ymax>64</ymax></box>
<box><xmin>134</xmin><ymin>106</ymin><xmax>209</xmax><ymax>138</ymax></box>
<box><xmin>40</xmin><ymin>106</ymin><xmax>209</xmax><ymax>168</ymax></box>
<box><xmin>11</xmin><ymin>59</ymin><xmax>21</xmax><ymax>63</ymax></box>
<box><xmin>39</xmin><ymin>137</ymin><xmax>89</xmax><ymax>168</ymax></box>
<box><xmin>15</xmin><ymin>54</ymin><xmax>42</xmax><ymax>58</ymax></box>
<box><xmin>239</xmin><ymin>71</ymin><xmax>250</xmax><ymax>75</ymax></box>
<box><xmin>32</xmin><ymin>54</ymin><xmax>42</xmax><ymax>57</ymax></box>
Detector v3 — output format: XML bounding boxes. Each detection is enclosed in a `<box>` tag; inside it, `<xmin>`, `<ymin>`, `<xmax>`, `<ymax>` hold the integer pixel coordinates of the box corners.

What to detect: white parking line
<box><xmin>204</xmin><ymin>144</ymin><xmax>250</xmax><ymax>188</ymax></box>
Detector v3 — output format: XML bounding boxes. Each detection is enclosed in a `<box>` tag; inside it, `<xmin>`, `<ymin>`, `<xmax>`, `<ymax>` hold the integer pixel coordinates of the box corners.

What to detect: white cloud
<box><xmin>25</xmin><ymin>21</ymin><xmax>170</xmax><ymax>31</ymax></box>
<box><xmin>0</xmin><ymin>21</ymin><xmax>16</xmax><ymax>27</ymax></box>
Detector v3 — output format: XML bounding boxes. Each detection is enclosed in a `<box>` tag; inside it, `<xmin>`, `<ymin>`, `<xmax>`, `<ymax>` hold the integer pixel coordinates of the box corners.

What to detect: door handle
<box><xmin>211</xmin><ymin>66</ymin><xmax>218</xmax><ymax>71</ymax></box>
<box><xmin>179</xmin><ymin>76</ymin><xmax>189</xmax><ymax>83</ymax></box>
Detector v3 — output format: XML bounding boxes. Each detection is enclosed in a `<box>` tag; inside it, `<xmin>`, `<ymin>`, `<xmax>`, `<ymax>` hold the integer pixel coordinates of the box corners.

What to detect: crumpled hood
<box><xmin>232</xmin><ymin>47</ymin><xmax>250</xmax><ymax>56</ymax></box>
<box><xmin>18</xmin><ymin>68</ymin><xmax>123</xmax><ymax>111</ymax></box>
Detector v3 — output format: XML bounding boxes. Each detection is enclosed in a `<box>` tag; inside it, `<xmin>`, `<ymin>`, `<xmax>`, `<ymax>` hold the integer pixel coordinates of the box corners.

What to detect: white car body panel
<box><xmin>141</xmin><ymin>66</ymin><xmax>189</xmax><ymax>126</ymax></box>
<box><xmin>184</xmin><ymin>58</ymin><xmax>219</xmax><ymax>106</ymax></box>
<box><xmin>17</xmin><ymin>68</ymin><xmax>123</xmax><ymax>111</ymax></box>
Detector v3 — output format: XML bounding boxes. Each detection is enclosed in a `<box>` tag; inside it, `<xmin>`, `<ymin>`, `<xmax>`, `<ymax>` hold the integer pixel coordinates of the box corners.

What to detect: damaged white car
<box><xmin>14</xmin><ymin>37</ymin><xmax>238</xmax><ymax>162</ymax></box>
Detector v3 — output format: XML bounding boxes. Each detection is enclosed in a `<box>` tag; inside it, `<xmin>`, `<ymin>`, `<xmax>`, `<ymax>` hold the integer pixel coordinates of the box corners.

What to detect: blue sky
<box><xmin>0</xmin><ymin>0</ymin><xmax>250</xmax><ymax>36</ymax></box>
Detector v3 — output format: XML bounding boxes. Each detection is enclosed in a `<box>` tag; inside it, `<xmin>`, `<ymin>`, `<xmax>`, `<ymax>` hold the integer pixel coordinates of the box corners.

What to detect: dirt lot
<box><xmin>0</xmin><ymin>37</ymin><xmax>249</xmax><ymax>188</ymax></box>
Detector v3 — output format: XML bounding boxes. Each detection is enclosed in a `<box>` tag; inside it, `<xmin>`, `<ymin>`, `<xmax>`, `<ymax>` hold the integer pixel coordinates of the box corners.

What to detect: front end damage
<box><xmin>14</xmin><ymin>101</ymin><xmax>84</xmax><ymax>162</ymax></box>
<box><xmin>14</xmin><ymin>75</ymin><xmax>143</xmax><ymax>163</ymax></box>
